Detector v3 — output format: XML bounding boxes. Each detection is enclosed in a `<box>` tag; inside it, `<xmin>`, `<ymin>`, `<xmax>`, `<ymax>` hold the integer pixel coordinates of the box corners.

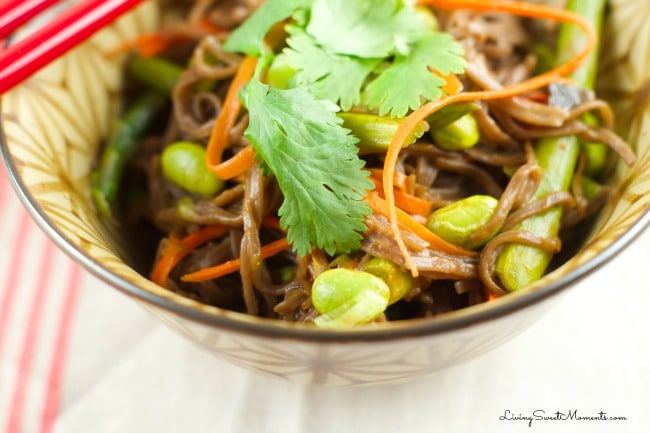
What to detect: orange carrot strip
<box><xmin>195</xmin><ymin>17</ymin><xmax>226</xmax><ymax>35</ymax></box>
<box><xmin>151</xmin><ymin>234</ymin><xmax>184</xmax><ymax>286</ymax></box>
<box><xmin>394</xmin><ymin>190</ymin><xmax>434</xmax><ymax>217</ymax></box>
<box><xmin>386</xmin><ymin>0</ymin><xmax>598</xmax><ymax>276</ymax></box>
<box><xmin>181</xmin><ymin>238</ymin><xmax>291</xmax><ymax>282</ymax></box>
<box><xmin>262</xmin><ymin>215</ymin><xmax>284</xmax><ymax>231</ymax></box>
<box><xmin>150</xmin><ymin>225</ymin><xmax>229</xmax><ymax>286</ymax></box>
<box><xmin>366</xmin><ymin>191</ymin><xmax>476</xmax><ymax>257</ymax></box>
<box><xmin>107</xmin><ymin>18</ymin><xmax>225</xmax><ymax>58</ymax></box>
<box><xmin>369</xmin><ymin>168</ymin><xmax>409</xmax><ymax>192</ymax></box>
<box><xmin>182</xmin><ymin>224</ymin><xmax>230</xmax><ymax>251</ymax></box>
<box><xmin>432</xmin><ymin>69</ymin><xmax>464</xmax><ymax>95</ymax></box>
<box><xmin>211</xmin><ymin>144</ymin><xmax>256</xmax><ymax>180</ymax></box>
<box><xmin>525</xmin><ymin>90</ymin><xmax>549</xmax><ymax>103</ymax></box>
<box><xmin>106</xmin><ymin>32</ymin><xmax>187</xmax><ymax>58</ymax></box>
<box><xmin>370</xmin><ymin>178</ymin><xmax>434</xmax><ymax>217</ymax></box>
<box><xmin>206</xmin><ymin>55</ymin><xmax>258</xmax><ymax>180</ymax></box>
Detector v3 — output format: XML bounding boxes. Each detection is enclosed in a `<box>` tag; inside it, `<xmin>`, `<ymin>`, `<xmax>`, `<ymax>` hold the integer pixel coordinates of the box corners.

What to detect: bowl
<box><xmin>2</xmin><ymin>1</ymin><xmax>650</xmax><ymax>386</ymax></box>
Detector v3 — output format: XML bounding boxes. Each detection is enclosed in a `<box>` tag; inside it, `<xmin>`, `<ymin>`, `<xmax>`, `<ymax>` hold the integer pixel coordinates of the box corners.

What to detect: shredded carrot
<box><xmin>150</xmin><ymin>234</ymin><xmax>184</xmax><ymax>286</ymax></box>
<box><xmin>206</xmin><ymin>55</ymin><xmax>258</xmax><ymax>180</ymax></box>
<box><xmin>525</xmin><ymin>90</ymin><xmax>549</xmax><ymax>103</ymax></box>
<box><xmin>181</xmin><ymin>238</ymin><xmax>291</xmax><ymax>282</ymax></box>
<box><xmin>369</xmin><ymin>168</ymin><xmax>409</xmax><ymax>192</ymax></box>
<box><xmin>393</xmin><ymin>190</ymin><xmax>434</xmax><ymax>217</ymax></box>
<box><xmin>151</xmin><ymin>224</ymin><xmax>229</xmax><ymax>286</ymax></box>
<box><xmin>211</xmin><ymin>144</ymin><xmax>256</xmax><ymax>180</ymax></box>
<box><xmin>195</xmin><ymin>17</ymin><xmax>226</xmax><ymax>35</ymax></box>
<box><xmin>105</xmin><ymin>32</ymin><xmax>183</xmax><ymax>58</ymax></box>
<box><xmin>370</xmin><ymin>177</ymin><xmax>434</xmax><ymax>217</ymax></box>
<box><xmin>107</xmin><ymin>18</ymin><xmax>226</xmax><ymax>58</ymax></box>
<box><xmin>383</xmin><ymin>0</ymin><xmax>599</xmax><ymax>276</ymax></box>
<box><xmin>432</xmin><ymin>69</ymin><xmax>464</xmax><ymax>95</ymax></box>
<box><xmin>262</xmin><ymin>215</ymin><xmax>284</xmax><ymax>231</ymax></box>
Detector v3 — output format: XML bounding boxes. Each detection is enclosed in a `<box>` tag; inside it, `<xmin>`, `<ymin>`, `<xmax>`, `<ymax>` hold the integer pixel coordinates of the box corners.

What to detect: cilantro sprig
<box><xmin>224</xmin><ymin>0</ymin><xmax>467</xmax><ymax>256</ymax></box>
<box><xmin>364</xmin><ymin>32</ymin><xmax>468</xmax><ymax>118</ymax></box>
<box><xmin>283</xmin><ymin>26</ymin><xmax>381</xmax><ymax>111</ymax></box>
<box><xmin>223</xmin><ymin>0</ymin><xmax>311</xmax><ymax>56</ymax></box>
<box><xmin>306</xmin><ymin>0</ymin><xmax>430</xmax><ymax>58</ymax></box>
<box><xmin>241</xmin><ymin>80</ymin><xmax>374</xmax><ymax>256</ymax></box>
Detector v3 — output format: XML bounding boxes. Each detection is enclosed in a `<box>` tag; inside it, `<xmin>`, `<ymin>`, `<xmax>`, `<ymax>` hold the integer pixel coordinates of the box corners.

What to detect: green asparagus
<box><xmin>128</xmin><ymin>56</ymin><xmax>183</xmax><ymax>95</ymax></box>
<box><xmin>91</xmin><ymin>92</ymin><xmax>167</xmax><ymax>218</ymax></box>
<box><xmin>494</xmin><ymin>0</ymin><xmax>606</xmax><ymax>291</ymax></box>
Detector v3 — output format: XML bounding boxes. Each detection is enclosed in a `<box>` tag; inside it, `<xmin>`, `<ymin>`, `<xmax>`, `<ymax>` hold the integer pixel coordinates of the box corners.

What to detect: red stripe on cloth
<box><xmin>39</xmin><ymin>263</ymin><xmax>84</xmax><ymax>433</ymax></box>
<box><xmin>0</xmin><ymin>211</ymin><xmax>32</xmax><ymax>362</ymax></box>
<box><xmin>0</xmin><ymin>170</ymin><xmax>8</xmax><ymax>208</ymax></box>
<box><xmin>5</xmin><ymin>240</ymin><xmax>56</xmax><ymax>433</ymax></box>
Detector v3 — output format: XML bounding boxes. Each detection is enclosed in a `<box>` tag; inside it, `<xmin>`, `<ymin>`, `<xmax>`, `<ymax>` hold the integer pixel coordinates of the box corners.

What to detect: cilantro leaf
<box><xmin>283</xmin><ymin>26</ymin><xmax>381</xmax><ymax>111</ymax></box>
<box><xmin>223</xmin><ymin>0</ymin><xmax>311</xmax><ymax>56</ymax></box>
<box><xmin>364</xmin><ymin>32</ymin><xmax>467</xmax><ymax>118</ymax></box>
<box><xmin>241</xmin><ymin>80</ymin><xmax>374</xmax><ymax>256</ymax></box>
<box><xmin>306</xmin><ymin>0</ymin><xmax>429</xmax><ymax>58</ymax></box>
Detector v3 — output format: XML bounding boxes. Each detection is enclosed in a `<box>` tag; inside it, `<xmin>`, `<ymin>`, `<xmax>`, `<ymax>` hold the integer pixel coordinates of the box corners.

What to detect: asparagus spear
<box><xmin>494</xmin><ymin>0</ymin><xmax>606</xmax><ymax>291</ymax></box>
<box><xmin>91</xmin><ymin>92</ymin><xmax>167</xmax><ymax>218</ymax></box>
<box><xmin>128</xmin><ymin>56</ymin><xmax>183</xmax><ymax>95</ymax></box>
<box><xmin>91</xmin><ymin>57</ymin><xmax>183</xmax><ymax>219</ymax></box>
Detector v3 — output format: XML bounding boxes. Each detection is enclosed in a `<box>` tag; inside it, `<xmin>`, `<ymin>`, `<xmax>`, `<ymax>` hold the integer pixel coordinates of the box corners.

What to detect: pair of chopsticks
<box><xmin>0</xmin><ymin>0</ymin><xmax>146</xmax><ymax>95</ymax></box>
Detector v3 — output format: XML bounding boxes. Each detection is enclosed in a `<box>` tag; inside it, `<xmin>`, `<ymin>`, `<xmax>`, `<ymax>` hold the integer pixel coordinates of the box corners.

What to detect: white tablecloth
<box><xmin>1</xmin><ymin>160</ymin><xmax>649</xmax><ymax>433</ymax></box>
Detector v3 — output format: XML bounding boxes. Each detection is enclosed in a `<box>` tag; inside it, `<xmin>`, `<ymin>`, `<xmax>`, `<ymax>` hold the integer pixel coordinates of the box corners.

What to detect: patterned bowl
<box><xmin>1</xmin><ymin>1</ymin><xmax>649</xmax><ymax>386</ymax></box>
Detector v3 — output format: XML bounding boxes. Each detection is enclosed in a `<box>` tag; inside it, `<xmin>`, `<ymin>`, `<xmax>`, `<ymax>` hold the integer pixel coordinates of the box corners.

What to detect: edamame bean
<box><xmin>312</xmin><ymin>268</ymin><xmax>390</xmax><ymax>329</ymax></box>
<box><xmin>161</xmin><ymin>141</ymin><xmax>225</xmax><ymax>197</ymax></box>
<box><xmin>361</xmin><ymin>257</ymin><xmax>416</xmax><ymax>305</ymax></box>
<box><xmin>432</xmin><ymin>112</ymin><xmax>480</xmax><ymax>151</ymax></box>
<box><xmin>426</xmin><ymin>195</ymin><xmax>499</xmax><ymax>250</ymax></box>
<box><xmin>338</xmin><ymin>112</ymin><xmax>428</xmax><ymax>153</ymax></box>
<box><xmin>266</xmin><ymin>52</ymin><xmax>296</xmax><ymax>90</ymax></box>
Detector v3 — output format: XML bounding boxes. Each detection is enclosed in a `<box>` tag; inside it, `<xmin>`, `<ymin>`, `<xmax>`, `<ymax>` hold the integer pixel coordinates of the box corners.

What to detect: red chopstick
<box><xmin>0</xmin><ymin>0</ymin><xmax>62</xmax><ymax>40</ymax></box>
<box><xmin>0</xmin><ymin>0</ymin><xmax>146</xmax><ymax>95</ymax></box>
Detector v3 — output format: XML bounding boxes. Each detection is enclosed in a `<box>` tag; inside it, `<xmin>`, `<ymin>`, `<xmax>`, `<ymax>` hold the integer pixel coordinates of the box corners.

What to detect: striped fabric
<box><xmin>0</xmin><ymin>164</ymin><xmax>83</xmax><ymax>433</ymax></box>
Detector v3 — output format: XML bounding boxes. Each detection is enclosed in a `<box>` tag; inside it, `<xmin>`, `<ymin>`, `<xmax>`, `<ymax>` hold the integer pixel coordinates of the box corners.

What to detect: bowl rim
<box><xmin>2</xmin><ymin>104</ymin><xmax>650</xmax><ymax>343</ymax></box>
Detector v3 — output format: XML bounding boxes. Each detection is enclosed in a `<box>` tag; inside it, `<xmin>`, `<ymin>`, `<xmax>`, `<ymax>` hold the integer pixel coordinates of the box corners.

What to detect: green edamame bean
<box><xmin>361</xmin><ymin>257</ymin><xmax>416</xmax><ymax>305</ymax></box>
<box><xmin>415</xmin><ymin>6</ymin><xmax>439</xmax><ymax>31</ymax></box>
<box><xmin>338</xmin><ymin>112</ymin><xmax>428</xmax><ymax>153</ymax></box>
<box><xmin>312</xmin><ymin>268</ymin><xmax>390</xmax><ymax>329</ymax></box>
<box><xmin>266</xmin><ymin>52</ymin><xmax>297</xmax><ymax>90</ymax></box>
<box><xmin>426</xmin><ymin>195</ymin><xmax>499</xmax><ymax>250</ymax></box>
<box><xmin>432</xmin><ymin>112</ymin><xmax>480</xmax><ymax>151</ymax></box>
<box><xmin>161</xmin><ymin>141</ymin><xmax>225</xmax><ymax>197</ymax></box>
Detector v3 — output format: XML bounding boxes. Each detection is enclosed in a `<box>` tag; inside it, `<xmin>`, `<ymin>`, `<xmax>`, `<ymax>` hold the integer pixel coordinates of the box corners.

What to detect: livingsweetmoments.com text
<box><xmin>499</xmin><ymin>409</ymin><xmax>627</xmax><ymax>427</ymax></box>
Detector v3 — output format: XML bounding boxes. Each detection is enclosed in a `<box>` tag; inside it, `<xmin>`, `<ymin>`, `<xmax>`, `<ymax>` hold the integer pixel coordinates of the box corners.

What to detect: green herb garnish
<box><xmin>364</xmin><ymin>31</ymin><xmax>467</xmax><ymax>117</ymax></box>
<box><xmin>242</xmin><ymin>80</ymin><xmax>373</xmax><ymax>256</ymax></box>
<box><xmin>283</xmin><ymin>25</ymin><xmax>381</xmax><ymax>110</ymax></box>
